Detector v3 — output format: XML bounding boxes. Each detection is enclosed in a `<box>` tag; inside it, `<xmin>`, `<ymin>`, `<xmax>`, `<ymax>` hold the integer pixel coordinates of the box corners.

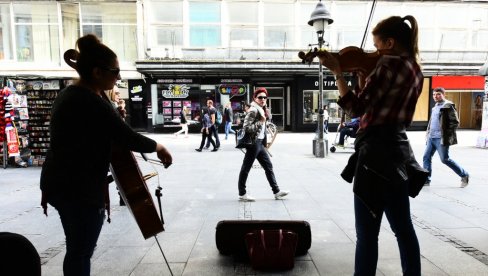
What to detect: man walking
<box><xmin>423</xmin><ymin>87</ymin><xmax>469</xmax><ymax>187</ymax></box>
<box><xmin>205</xmin><ymin>99</ymin><xmax>221</xmax><ymax>150</ymax></box>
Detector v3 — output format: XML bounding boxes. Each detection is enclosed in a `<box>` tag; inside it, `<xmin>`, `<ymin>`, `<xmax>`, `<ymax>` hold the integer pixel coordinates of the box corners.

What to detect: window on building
<box><xmin>61</xmin><ymin>3</ymin><xmax>80</xmax><ymax>55</ymax></box>
<box><xmin>189</xmin><ymin>2</ymin><xmax>221</xmax><ymax>47</ymax></box>
<box><xmin>263</xmin><ymin>2</ymin><xmax>294</xmax><ymax>48</ymax></box>
<box><xmin>227</xmin><ymin>1</ymin><xmax>258</xmax><ymax>48</ymax></box>
<box><xmin>148</xmin><ymin>1</ymin><xmax>183</xmax><ymax>50</ymax></box>
<box><xmin>13</xmin><ymin>3</ymin><xmax>60</xmax><ymax>63</ymax></box>
<box><xmin>0</xmin><ymin>4</ymin><xmax>12</xmax><ymax>60</ymax></box>
<box><xmin>81</xmin><ymin>3</ymin><xmax>137</xmax><ymax>63</ymax></box>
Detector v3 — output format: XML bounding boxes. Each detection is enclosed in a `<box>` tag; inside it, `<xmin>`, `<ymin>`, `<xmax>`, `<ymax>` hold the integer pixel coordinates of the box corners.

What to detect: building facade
<box><xmin>0</xmin><ymin>0</ymin><xmax>487</xmax><ymax>132</ymax></box>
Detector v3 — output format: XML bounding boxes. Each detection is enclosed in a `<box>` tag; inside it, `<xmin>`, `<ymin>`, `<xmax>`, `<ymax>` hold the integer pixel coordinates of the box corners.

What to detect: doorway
<box><xmin>264</xmin><ymin>87</ymin><xmax>285</xmax><ymax>130</ymax></box>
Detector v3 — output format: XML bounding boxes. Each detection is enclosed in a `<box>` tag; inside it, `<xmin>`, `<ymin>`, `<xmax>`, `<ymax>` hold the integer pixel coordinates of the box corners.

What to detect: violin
<box><xmin>298</xmin><ymin>46</ymin><xmax>382</xmax><ymax>76</ymax></box>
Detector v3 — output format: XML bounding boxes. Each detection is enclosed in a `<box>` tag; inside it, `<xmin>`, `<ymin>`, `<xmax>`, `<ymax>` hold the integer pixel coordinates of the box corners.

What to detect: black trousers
<box><xmin>205</xmin><ymin>125</ymin><xmax>220</xmax><ymax>148</ymax></box>
<box><xmin>238</xmin><ymin>139</ymin><xmax>279</xmax><ymax>196</ymax></box>
<box><xmin>199</xmin><ymin>131</ymin><xmax>215</xmax><ymax>149</ymax></box>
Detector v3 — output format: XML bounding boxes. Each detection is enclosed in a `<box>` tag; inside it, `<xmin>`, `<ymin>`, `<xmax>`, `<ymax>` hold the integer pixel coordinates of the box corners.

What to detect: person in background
<box><xmin>40</xmin><ymin>34</ymin><xmax>173</xmax><ymax>276</ymax></box>
<box><xmin>195</xmin><ymin>107</ymin><xmax>217</xmax><ymax>152</ymax></box>
<box><xmin>337</xmin><ymin>117</ymin><xmax>360</xmax><ymax>146</ymax></box>
<box><xmin>323</xmin><ymin>105</ymin><xmax>329</xmax><ymax>134</ymax></box>
<box><xmin>105</xmin><ymin>85</ymin><xmax>129</xmax><ymax>206</ymax></box>
<box><xmin>204</xmin><ymin>99</ymin><xmax>220</xmax><ymax>150</ymax></box>
<box><xmin>174</xmin><ymin>106</ymin><xmax>189</xmax><ymax>138</ymax></box>
<box><xmin>237</xmin><ymin>87</ymin><xmax>289</xmax><ymax>202</ymax></box>
<box><xmin>422</xmin><ymin>87</ymin><xmax>469</xmax><ymax>187</ymax></box>
<box><xmin>321</xmin><ymin>15</ymin><xmax>423</xmax><ymax>275</ymax></box>
<box><xmin>106</xmin><ymin>85</ymin><xmax>126</xmax><ymax>118</ymax></box>
<box><xmin>224</xmin><ymin>102</ymin><xmax>236</xmax><ymax>139</ymax></box>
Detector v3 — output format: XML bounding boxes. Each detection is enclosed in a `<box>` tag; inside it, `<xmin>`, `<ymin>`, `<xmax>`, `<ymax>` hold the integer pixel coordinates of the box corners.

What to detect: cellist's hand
<box><xmin>155</xmin><ymin>143</ymin><xmax>172</xmax><ymax>168</ymax></box>
<box><xmin>320</xmin><ymin>51</ymin><xmax>341</xmax><ymax>75</ymax></box>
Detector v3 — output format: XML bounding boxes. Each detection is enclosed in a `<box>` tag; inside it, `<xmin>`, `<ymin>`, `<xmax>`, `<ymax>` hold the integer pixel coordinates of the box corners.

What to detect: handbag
<box><xmin>235</xmin><ymin>129</ymin><xmax>253</xmax><ymax>149</ymax></box>
<box><xmin>245</xmin><ymin>229</ymin><xmax>298</xmax><ymax>271</ymax></box>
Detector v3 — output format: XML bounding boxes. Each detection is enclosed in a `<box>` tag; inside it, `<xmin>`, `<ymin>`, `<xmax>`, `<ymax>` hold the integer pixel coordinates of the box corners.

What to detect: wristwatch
<box><xmin>334</xmin><ymin>72</ymin><xmax>345</xmax><ymax>80</ymax></box>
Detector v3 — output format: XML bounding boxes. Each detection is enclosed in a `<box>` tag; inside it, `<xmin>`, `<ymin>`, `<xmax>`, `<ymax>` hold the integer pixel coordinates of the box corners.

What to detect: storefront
<box><xmin>431</xmin><ymin>76</ymin><xmax>485</xmax><ymax>129</ymax></box>
<box><xmin>128</xmin><ymin>77</ymin><xmax>250</xmax><ymax>132</ymax></box>
<box><xmin>293</xmin><ymin>75</ymin><xmax>355</xmax><ymax>132</ymax></box>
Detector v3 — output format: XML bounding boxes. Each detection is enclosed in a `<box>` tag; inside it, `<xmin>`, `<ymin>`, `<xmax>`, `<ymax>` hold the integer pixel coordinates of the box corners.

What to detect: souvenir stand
<box><xmin>0</xmin><ymin>77</ymin><xmax>65</xmax><ymax>168</ymax></box>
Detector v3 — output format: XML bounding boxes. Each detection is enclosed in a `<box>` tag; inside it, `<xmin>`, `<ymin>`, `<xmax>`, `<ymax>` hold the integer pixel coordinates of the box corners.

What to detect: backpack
<box><xmin>216</xmin><ymin>109</ymin><xmax>223</xmax><ymax>125</ymax></box>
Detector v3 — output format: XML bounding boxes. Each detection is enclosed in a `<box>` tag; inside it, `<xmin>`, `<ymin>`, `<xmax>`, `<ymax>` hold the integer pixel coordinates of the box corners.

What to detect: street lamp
<box><xmin>309</xmin><ymin>0</ymin><xmax>333</xmax><ymax>158</ymax></box>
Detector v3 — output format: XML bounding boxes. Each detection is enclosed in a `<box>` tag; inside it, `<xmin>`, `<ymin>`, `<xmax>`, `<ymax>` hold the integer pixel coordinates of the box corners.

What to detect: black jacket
<box><xmin>40</xmin><ymin>85</ymin><xmax>156</xmax><ymax>208</ymax></box>
<box><xmin>341</xmin><ymin>126</ymin><xmax>427</xmax><ymax>218</ymax></box>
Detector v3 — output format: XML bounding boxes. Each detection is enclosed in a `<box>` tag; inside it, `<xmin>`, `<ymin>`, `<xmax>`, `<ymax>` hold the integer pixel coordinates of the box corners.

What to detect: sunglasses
<box><xmin>257</xmin><ymin>96</ymin><xmax>267</xmax><ymax>100</ymax></box>
<box><xmin>102</xmin><ymin>67</ymin><xmax>120</xmax><ymax>76</ymax></box>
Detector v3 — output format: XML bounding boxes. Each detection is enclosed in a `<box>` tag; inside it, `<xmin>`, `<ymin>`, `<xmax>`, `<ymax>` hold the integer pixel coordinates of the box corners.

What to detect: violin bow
<box><xmin>360</xmin><ymin>0</ymin><xmax>377</xmax><ymax>49</ymax></box>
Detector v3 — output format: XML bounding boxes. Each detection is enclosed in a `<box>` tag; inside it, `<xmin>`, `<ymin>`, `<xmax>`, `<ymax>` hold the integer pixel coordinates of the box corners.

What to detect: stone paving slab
<box><xmin>1</xmin><ymin>130</ymin><xmax>487</xmax><ymax>275</ymax></box>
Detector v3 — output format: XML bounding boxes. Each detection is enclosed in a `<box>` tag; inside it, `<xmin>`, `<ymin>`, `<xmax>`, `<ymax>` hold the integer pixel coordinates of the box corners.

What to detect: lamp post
<box><xmin>309</xmin><ymin>0</ymin><xmax>333</xmax><ymax>158</ymax></box>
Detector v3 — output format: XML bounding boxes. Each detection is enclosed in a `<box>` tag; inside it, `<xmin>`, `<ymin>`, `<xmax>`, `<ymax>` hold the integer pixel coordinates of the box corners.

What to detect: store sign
<box><xmin>162</xmin><ymin>84</ymin><xmax>190</xmax><ymax>98</ymax></box>
<box><xmin>314</xmin><ymin>78</ymin><xmax>353</xmax><ymax>88</ymax></box>
<box><xmin>158</xmin><ymin>79</ymin><xmax>193</xmax><ymax>84</ymax></box>
<box><xmin>218</xmin><ymin>84</ymin><xmax>246</xmax><ymax>98</ymax></box>
<box><xmin>131</xmin><ymin>85</ymin><xmax>143</xmax><ymax>94</ymax></box>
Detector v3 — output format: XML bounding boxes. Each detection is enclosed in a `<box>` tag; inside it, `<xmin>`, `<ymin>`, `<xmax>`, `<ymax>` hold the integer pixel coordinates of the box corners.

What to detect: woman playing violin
<box><xmin>321</xmin><ymin>16</ymin><xmax>423</xmax><ymax>275</ymax></box>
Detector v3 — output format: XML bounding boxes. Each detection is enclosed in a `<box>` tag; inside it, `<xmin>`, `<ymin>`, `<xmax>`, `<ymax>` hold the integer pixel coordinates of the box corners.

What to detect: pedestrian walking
<box><xmin>422</xmin><ymin>87</ymin><xmax>469</xmax><ymax>187</ymax></box>
<box><xmin>237</xmin><ymin>87</ymin><xmax>289</xmax><ymax>202</ymax></box>
<box><xmin>224</xmin><ymin>102</ymin><xmax>236</xmax><ymax>139</ymax></box>
<box><xmin>174</xmin><ymin>106</ymin><xmax>189</xmax><ymax>138</ymax></box>
<box><xmin>195</xmin><ymin>107</ymin><xmax>217</xmax><ymax>152</ymax></box>
<box><xmin>204</xmin><ymin>99</ymin><xmax>220</xmax><ymax>149</ymax></box>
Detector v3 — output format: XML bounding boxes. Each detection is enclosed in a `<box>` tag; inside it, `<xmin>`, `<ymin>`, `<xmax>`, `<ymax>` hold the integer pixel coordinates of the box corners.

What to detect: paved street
<box><xmin>1</xmin><ymin>130</ymin><xmax>487</xmax><ymax>276</ymax></box>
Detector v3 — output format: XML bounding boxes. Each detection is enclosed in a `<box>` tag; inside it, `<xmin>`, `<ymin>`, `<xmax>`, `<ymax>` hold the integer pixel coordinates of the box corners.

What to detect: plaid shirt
<box><xmin>338</xmin><ymin>55</ymin><xmax>424</xmax><ymax>131</ymax></box>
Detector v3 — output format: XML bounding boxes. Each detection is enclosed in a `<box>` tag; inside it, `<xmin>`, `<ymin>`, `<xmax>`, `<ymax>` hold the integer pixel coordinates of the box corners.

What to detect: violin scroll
<box><xmin>298</xmin><ymin>46</ymin><xmax>382</xmax><ymax>76</ymax></box>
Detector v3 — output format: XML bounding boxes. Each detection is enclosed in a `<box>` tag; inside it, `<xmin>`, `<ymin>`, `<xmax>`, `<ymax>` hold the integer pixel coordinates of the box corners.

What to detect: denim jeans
<box><xmin>238</xmin><ymin>139</ymin><xmax>280</xmax><ymax>196</ymax></box>
<box><xmin>422</xmin><ymin>137</ymin><xmax>468</xmax><ymax>181</ymax></box>
<box><xmin>354</xmin><ymin>180</ymin><xmax>420</xmax><ymax>276</ymax></box>
<box><xmin>56</xmin><ymin>203</ymin><xmax>105</xmax><ymax>276</ymax></box>
<box><xmin>205</xmin><ymin>125</ymin><xmax>220</xmax><ymax>148</ymax></box>
<box><xmin>224</xmin><ymin>121</ymin><xmax>236</xmax><ymax>139</ymax></box>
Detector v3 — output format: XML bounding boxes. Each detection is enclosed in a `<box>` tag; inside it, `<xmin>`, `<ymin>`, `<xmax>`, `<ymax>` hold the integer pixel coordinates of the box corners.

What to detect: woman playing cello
<box><xmin>40</xmin><ymin>34</ymin><xmax>172</xmax><ymax>276</ymax></box>
<box><xmin>321</xmin><ymin>16</ymin><xmax>424</xmax><ymax>275</ymax></box>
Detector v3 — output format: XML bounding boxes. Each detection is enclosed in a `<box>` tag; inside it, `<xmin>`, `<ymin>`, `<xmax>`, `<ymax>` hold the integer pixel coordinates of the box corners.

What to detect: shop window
<box><xmin>303</xmin><ymin>90</ymin><xmax>342</xmax><ymax>124</ymax></box>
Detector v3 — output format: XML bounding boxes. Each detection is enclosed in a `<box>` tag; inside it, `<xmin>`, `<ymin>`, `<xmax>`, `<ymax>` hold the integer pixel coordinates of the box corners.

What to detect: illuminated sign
<box><xmin>162</xmin><ymin>84</ymin><xmax>190</xmax><ymax>98</ymax></box>
<box><xmin>131</xmin><ymin>85</ymin><xmax>143</xmax><ymax>94</ymax></box>
<box><xmin>218</xmin><ymin>84</ymin><xmax>246</xmax><ymax>98</ymax></box>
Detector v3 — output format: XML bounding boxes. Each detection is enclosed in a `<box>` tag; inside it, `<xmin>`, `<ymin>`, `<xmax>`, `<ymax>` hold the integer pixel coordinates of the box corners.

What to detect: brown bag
<box><xmin>245</xmin><ymin>229</ymin><xmax>298</xmax><ymax>271</ymax></box>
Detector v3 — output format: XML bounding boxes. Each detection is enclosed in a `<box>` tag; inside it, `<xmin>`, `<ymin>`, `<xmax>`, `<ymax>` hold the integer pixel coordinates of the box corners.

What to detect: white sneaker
<box><xmin>461</xmin><ymin>175</ymin><xmax>469</xmax><ymax>188</ymax></box>
<box><xmin>239</xmin><ymin>194</ymin><xmax>255</xmax><ymax>202</ymax></box>
<box><xmin>274</xmin><ymin>190</ymin><xmax>289</xmax><ymax>200</ymax></box>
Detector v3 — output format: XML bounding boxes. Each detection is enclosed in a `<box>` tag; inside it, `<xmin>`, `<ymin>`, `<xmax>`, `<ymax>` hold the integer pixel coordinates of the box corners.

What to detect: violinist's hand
<box><xmin>320</xmin><ymin>51</ymin><xmax>341</xmax><ymax>75</ymax></box>
<box><xmin>156</xmin><ymin>143</ymin><xmax>172</xmax><ymax>168</ymax></box>
<box><xmin>357</xmin><ymin>71</ymin><xmax>366</xmax><ymax>89</ymax></box>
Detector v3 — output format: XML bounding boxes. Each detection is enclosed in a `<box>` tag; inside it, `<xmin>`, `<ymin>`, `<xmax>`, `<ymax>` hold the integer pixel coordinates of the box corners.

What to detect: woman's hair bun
<box><xmin>76</xmin><ymin>34</ymin><xmax>101</xmax><ymax>54</ymax></box>
<box><xmin>63</xmin><ymin>49</ymin><xmax>79</xmax><ymax>69</ymax></box>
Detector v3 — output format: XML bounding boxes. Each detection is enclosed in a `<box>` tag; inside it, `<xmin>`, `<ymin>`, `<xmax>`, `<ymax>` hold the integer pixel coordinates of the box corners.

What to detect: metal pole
<box><xmin>313</xmin><ymin>38</ymin><xmax>327</xmax><ymax>157</ymax></box>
